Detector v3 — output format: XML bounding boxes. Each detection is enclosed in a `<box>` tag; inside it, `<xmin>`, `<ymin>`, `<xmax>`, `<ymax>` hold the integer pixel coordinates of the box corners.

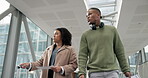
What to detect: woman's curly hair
<box><xmin>56</xmin><ymin>27</ymin><xmax>72</xmax><ymax>46</ymax></box>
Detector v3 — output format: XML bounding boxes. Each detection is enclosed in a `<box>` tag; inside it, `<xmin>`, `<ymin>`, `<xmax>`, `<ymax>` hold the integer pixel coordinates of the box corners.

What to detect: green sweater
<box><xmin>78</xmin><ymin>25</ymin><xmax>130</xmax><ymax>76</ymax></box>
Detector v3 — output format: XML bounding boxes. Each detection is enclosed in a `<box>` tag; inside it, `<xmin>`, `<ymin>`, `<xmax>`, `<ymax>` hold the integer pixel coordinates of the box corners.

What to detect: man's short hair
<box><xmin>89</xmin><ymin>7</ymin><xmax>101</xmax><ymax>15</ymax></box>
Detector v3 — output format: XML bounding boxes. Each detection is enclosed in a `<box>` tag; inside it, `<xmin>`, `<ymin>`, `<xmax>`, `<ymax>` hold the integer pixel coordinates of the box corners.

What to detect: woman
<box><xmin>20</xmin><ymin>27</ymin><xmax>77</xmax><ymax>78</ymax></box>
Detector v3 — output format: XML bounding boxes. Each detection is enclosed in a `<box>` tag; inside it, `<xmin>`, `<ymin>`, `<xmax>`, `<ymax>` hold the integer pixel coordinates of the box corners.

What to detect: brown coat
<box><xmin>30</xmin><ymin>44</ymin><xmax>77</xmax><ymax>78</ymax></box>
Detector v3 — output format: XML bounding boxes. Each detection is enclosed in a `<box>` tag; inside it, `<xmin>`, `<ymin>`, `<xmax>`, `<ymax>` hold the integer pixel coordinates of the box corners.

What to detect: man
<box><xmin>78</xmin><ymin>8</ymin><xmax>131</xmax><ymax>78</ymax></box>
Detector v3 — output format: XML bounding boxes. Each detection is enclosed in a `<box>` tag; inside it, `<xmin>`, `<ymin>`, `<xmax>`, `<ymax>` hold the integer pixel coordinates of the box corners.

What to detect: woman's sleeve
<box><xmin>62</xmin><ymin>47</ymin><xmax>78</xmax><ymax>76</ymax></box>
<box><xmin>30</xmin><ymin>48</ymin><xmax>48</xmax><ymax>71</ymax></box>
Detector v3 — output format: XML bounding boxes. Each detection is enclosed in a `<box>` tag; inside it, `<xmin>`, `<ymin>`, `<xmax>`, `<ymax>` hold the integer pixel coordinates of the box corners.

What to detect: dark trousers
<box><xmin>48</xmin><ymin>69</ymin><xmax>53</xmax><ymax>78</ymax></box>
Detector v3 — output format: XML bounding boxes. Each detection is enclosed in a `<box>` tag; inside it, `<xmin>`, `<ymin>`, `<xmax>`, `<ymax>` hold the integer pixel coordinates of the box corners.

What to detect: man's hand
<box><xmin>50</xmin><ymin>66</ymin><xmax>62</xmax><ymax>73</ymax></box>
<box><xmin>124</xmin><ymin>72</ymin><xmax>131</xmax><ymax>78</ymax></box>
<box><xmin>79</xmin><ymin>74</ymin><xmax>85</xmax><ymax>78</ymax></box>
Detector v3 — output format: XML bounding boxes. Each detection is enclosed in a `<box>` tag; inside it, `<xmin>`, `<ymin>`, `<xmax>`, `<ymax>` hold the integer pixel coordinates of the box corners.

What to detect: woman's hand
<box><xmin>19</xmin><ymin>63</ymin><xmax>30</xmax><ymax>69</ymax></box>
<box><xmin>50</xmin><ymin>66</ymin><xmax>62</xmax><ymax>73</ymax></box>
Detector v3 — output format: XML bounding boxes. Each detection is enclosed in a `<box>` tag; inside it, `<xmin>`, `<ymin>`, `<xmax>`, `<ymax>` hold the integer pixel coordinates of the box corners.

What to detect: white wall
<box><xmin>139</xmin><ymin>62</ymin><xmax>148</xmax><ymax>78</ymax></box>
